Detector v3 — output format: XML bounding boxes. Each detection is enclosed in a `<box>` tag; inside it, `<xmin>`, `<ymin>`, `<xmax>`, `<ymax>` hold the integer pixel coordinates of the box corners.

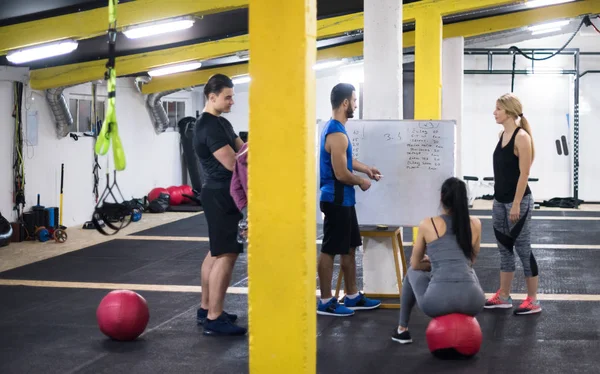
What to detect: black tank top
<box><xmin>493</xmin><ymin>127</ymin><xmax>531</xmax><ymax>204</ymax></box>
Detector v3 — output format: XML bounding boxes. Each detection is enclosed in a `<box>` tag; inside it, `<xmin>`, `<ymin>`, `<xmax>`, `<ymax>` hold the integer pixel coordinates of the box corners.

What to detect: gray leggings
<box><xmin>492</xmin><ymin>194</ymin><xmax>537</xmax><ymax>277</ymax></box>
<box><xmin>399</xmin><ymin>268</ymin><xmax>485</xmax><ymax>327</ymax></box>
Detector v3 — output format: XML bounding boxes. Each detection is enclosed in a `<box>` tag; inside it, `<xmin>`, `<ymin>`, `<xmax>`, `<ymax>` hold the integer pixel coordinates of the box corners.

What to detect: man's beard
<box><xmin>346</xmin><ymin>106</ymin><xmax>354</xmax><ymax>119</ymax></box>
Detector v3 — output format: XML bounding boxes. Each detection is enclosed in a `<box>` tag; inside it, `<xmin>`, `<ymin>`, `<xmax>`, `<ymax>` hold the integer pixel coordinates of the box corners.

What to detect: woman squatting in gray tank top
<box><xmin>392</xmin><ymin>177</ymin><xmax>486</xmax><ymax>344</ymax></box>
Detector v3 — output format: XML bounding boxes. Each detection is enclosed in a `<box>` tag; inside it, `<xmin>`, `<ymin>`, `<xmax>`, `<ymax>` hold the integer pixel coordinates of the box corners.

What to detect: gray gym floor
<box><xmin>1</xmin><ymin>208</ymin><xmax>599</xmax><ymax>373</ymax></box>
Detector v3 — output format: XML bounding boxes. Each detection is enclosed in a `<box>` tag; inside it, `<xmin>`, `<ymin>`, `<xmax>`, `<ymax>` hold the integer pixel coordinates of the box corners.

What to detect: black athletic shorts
<box><xmin>320</xmin><ymin>201</ymin><xmax>362</xmax><ymax>255</ymax></box>
<box><xmin>201</xmin><ymin>187</ymin><xmax>243</xmax><ymax>257</ymax></box>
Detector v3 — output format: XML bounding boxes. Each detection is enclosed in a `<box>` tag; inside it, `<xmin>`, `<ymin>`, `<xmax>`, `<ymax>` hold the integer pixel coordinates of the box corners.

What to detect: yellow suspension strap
<box><xmin>94</xmin><ymin>0</ymin><xmax>125</xmax><ymax>171</ymax></box>
<box><xmin>91</xmin><ymin>0</ymin><xmax>133</xmax><ymax>235</ymax></box>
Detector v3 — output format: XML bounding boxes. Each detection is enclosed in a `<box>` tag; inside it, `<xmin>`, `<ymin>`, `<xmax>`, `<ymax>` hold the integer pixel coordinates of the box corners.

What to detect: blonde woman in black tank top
<box><xmin>484</xmin><ymin>93</ymin><xmax>541</xmax><ymax>315</ymax></box>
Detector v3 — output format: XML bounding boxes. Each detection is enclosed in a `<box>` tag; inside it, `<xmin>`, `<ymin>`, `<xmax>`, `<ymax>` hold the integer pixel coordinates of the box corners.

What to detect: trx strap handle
<box><xmin>95</xmin><ymin>0</ymin><xmax>126</xmax><ymax>171</ymax></box>
<box><xmin>93</xmin><ymin>171</ymin><xmax>133</xmax><ymax>236</ymax></box>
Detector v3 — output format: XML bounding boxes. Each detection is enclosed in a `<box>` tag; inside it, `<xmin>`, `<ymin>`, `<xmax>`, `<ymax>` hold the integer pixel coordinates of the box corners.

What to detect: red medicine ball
<box><xmin>179</xmin><ymin>185</ymin><xmax>194</xmax><ymax>204</ymax></box>
<box><xmin>425</xmin><ymin>313</ymin><xmax>482</xmax><ymax>359</ymax></box>
<box><xmin>148</xmin><ymin>187</ymin><xmax>169</xmax><ymax>202</ymax></box>
<box><xmin>167</xmin><ymin>186</ymin><xmax>184</xmax><ymax>206</ymax></box>
<box><xmin>96</xmin><ymin>290</ymin><xmax>150</xmax><ymax>341</ymax></box>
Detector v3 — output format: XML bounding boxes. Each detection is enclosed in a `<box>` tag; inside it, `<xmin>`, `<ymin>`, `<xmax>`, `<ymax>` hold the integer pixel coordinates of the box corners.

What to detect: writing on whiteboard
<box><xmin>406</xmin><ymin>123</ymin><xmax>445</xmax><ymax>171</ymax></box>
<box><xmin>347</xmin><ymin>121</ymin><xmax>446</xmax><ymax>172</ymax></box>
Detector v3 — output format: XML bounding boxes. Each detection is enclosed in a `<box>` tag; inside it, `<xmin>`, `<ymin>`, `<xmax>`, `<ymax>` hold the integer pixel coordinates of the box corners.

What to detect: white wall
<box><xmin>462</xmin><ymin>72</ymin><xmax>573</xmax><ymax>200</ymax></box>
<box><xmin>0</xmin><ymin>77</ymin><xmax>196</xmax><ymax>226</ymax></box>
<box><xmin>0</xmin><ymin>82</ymin><xmax>15</xmax><ymax>221</ymax></box>
<box><xmin>223</xmin><ymin>67</ymin><xmax>359</xmax><ymax>135</ymax></box>
<box><xmin>578</xmin><ymin>68</ymin><xmax>600</xmax><ymax>202</ymax></box>
<box><xmin>463</xmin><ymin>32</ymin><xmax>600</xmax><ymax>201</ymax></box>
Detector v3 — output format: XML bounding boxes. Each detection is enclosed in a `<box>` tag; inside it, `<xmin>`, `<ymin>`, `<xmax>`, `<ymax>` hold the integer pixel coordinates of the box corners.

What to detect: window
<box><xmin>162</xmin><ymin>100</ymin><xmax>186</xmax><ymax>129</ymax></box>
<box><xmin>68</xmin><ymin>98</ymin><xmax>105</xmax><ymax>133</ymax></box>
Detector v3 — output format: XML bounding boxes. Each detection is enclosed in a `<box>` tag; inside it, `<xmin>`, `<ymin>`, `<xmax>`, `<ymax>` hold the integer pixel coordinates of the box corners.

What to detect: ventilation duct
<box><xmin>45</xmin><ymin>87</ymin><xmax>73</xmax><ymax>138</ymax></box>
<box><xmin>145</xmin><ymin>89</ymin><xmax>180</xmax><ymax>134</ymax></box>
<box><xmin>135</xmin><ymin>76</ymin><xmax>151</xmax><ymax>94</ymax></box>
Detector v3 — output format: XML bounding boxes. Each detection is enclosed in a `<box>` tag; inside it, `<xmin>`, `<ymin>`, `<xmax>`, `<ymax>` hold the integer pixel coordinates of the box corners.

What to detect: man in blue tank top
<box><xmin>317</xmin><ymin>83</ymin><xmax>382</xmax><ymax>317</ymax></box>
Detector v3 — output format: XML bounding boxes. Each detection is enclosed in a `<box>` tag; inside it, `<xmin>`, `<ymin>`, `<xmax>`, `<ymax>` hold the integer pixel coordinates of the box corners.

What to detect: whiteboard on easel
<box><xmin>316</xmin><ymin>119</ymin><xmax>456</xmax><ymax>227</ymax></box>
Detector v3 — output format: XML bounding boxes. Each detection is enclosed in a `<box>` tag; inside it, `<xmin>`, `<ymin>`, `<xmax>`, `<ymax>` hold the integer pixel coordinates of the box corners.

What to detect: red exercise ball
<box><xmin>425</xmin><ymin>313</ymin><xmax>482</xmax><ymax>359</ymax></box>
<box><xmin>148</xmin><ymin>187</ymin><xmax>169</xmax><ymax>202</ymax></box>
<box><xmin>179</xmin><ymin>185</ymin><xmax>193</xmax><ymax>204</ymax></box>
<box><xmin>96</xmin><ymin>290</ymin><xmax>150</xmax><ymax>341</ymax></box>
<box><xmin>167</xmin><ymin>186</ymin><xmax>183</xmax><ymax>205</ymax></box>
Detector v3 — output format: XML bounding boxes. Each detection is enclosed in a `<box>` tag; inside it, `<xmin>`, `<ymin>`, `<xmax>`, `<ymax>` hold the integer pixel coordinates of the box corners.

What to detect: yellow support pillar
<box><xmin>414</xmin><ymin>9</ymin><xmax>442</xmax><ymax>120</ymax></box>
<box><xmin>248</xmin><ymin>0</ymin><xmax>317</xmax><ymax>373</ymax></box>
<box><xmin>413</xmin><ymin>10</ymin><xmax>443</xmax><ymax>243</ymax></box>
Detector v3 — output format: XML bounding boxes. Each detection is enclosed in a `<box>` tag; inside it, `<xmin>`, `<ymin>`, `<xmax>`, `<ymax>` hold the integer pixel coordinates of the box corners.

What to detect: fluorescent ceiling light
<box><xmin>525</xmin><ymin>0</ymin><xmax>575</xmax><ymax>8</ymax></box>
<box><xmin>531</xmin><ymin>27</ymin><xmax>563</xmax><ymax>35</ymax></box>
<box><xmin>123</xmin><ymin>17</ymin><xmax>195</xmax><ymax>39</ymax></box>
<box><xmin>313</xmin><ymin>60</ymin><xmax>345</xmax><ymax>71</ymax></box>
<box><xmin>6</xmin><ymin>40</ymin><xmax>78</xmax><ymax>64</ymax></box>
<box><xmin>528</xmin><ymin>20</ymin><xmax>570</xmax><ymax>31</ymax></box>
<box><xmin>232</xmin><ymin>75</ymin><xmax>251</xmax><ymax>84</ymax></box>
<box><xmin>148</xmin><ymin>61</ymin><xmax>202</xmax><ymax>77</ymax></box>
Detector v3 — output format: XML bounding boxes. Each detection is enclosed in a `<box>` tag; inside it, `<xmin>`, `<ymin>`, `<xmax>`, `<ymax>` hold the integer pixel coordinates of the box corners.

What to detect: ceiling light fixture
<box><xmin>148</xmin><ymin>61</ymin><xmax>202</xmax><ymax>77</ymax></box>
<box><xmin>123</xmin><ymin>16</ymin><xmax>195</xmax><ymax>39</ymax></box>
<box><xmin>232</xmin><ymin>75</ymin><xmax>251</xmax><ymax>84</ymax></box>
<box><xmin>531</xmin><ymin>27</ymin><xmax>563</xmax><ymax>35</ymax></box>
<box><xmin>528</xmin><ymin>20</ymin><xmax>570</xmax><ymax>35</ymax></box>
<box><xmin>525</xmin><ymin>0</ymin><xmax>575</xmax><ymax>8</ymax></box>
<box><xmin>528</xmin><ymin>20</ymin><xmax>571</xmax><ymax>31</ymax></box>
<box><xmin>6</xmin><ymin>40</ymin><xmax>78</xmax><ymax>64</ymax></box>
<box><xmin>313</xmin><ymin>60</ymin><xmax>345</xmax><ymax>71</ymax></box>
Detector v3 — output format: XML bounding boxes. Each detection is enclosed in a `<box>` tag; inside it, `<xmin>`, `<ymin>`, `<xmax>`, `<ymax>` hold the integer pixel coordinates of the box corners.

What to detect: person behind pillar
<box><xmin>230</xmin><ymin>142</ymin><xmax>249</xmax><ymax>242</ymax></box>
<box><xmin>484</xmin><ymin>93</ymin><xmax>541</xmax><ymax>315</ymax></box>
<box><xmin>193</xmin><ymin>73</ymin><xmax>247</xmax><ymax>336</ymax></box>
<box><xmin>317</xmin><ymin>83</ymin><xmax>382</xmax><ymax>316</ymax></box>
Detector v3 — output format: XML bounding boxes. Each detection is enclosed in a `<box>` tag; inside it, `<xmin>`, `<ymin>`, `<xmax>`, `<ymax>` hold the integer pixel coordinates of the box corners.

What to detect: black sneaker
<box><xmin>203</xmin><ymin>314</ymin><xmax>247</xmax><ymax>336</ymax></box>
<box><xmin>197</xmin><ymin>308</ymin><xmax>238</xmax><ymax>325</ymax></box>
<box><xmin>391</xmin><ymin>329</ymin><xmax>413</xmax><ymax>344</ymax></box>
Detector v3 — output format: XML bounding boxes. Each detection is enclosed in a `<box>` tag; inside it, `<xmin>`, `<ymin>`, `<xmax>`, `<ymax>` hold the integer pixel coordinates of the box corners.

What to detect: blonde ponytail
<box><xmin>519</xmin><ymin>115</ymin><xmax>535</xmax><ymax>162</ymax></box>
<box><xmin>496</xmin><ymin>93</ymin><xmax>534</xmax><ymax>163</ymax></box>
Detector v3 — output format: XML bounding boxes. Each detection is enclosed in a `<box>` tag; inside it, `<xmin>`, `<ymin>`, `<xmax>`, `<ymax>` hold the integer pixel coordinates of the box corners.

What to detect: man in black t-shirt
<box><xmin>193</xmin><ymin>74</ymin><xmax>246</xmax><ymax>336</ymax></box>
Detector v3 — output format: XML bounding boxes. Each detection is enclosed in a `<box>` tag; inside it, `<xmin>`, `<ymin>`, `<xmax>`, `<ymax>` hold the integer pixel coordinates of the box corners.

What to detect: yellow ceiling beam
<box><xmin>31</xmin><ymin>0</ymin><xmax>598</xmax><ymax>90</ymax></box>
<box><xmin>30</xmin><ymin>35</ymin><xmax>249</xmax><ymax>90</ymax></box>
<box><xmin>403</xmin><ymin>0</ymin><xmax>522</xmax><ymax>20</ymax></box>
<box><xmin>29</xmin><ymin>11</ymin><xmax>359</xmax><ymax>91</ymax></box>
<box><xmin>442</xmin><ymin>0</ymin><xmax>600</xmax><ymax>39</ymax></box>
<box><xmin>316</xmin><ymin>12</ymin><xmax>364</xmax><ymax>38</ymax></box>
<box><xmin>143</xmin><ymin>64</ymin><xmax>251</xmax><ymax>94</ymax></box>
<box><xmin>142</xmin><ymin>43</ymin><xmax>366</xmax><ymax>94</ymax></box>
<box><xmin>0</xmin><ymin>0</ymin><xmax>248</xmax><ymax>55</ymax></box>
<box><xmin>299</xmin><ymin>1</ymin><xmax>526</xmax><ymax>38</ymax></box>
<box><xmin>141</xmin><ymin>0</ymin><xmax>598</xmax><ymax>94</ymax></box>
<box><xmin>1</xmin><ymin>0</ymin><xmax>515</xmax><ymax>56</ymax></box>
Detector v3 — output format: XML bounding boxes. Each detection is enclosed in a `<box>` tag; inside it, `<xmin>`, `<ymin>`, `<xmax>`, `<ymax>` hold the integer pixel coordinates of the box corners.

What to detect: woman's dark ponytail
<box><xmin>441</xmin><ymin>177</ymin><xmax>473</xmax><ymax>260</ymax></box>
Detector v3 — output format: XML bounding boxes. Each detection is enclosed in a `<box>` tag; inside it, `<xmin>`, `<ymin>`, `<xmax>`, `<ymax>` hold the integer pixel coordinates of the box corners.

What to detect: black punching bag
<box><xmin>178</xmin><ymin>117</ymin><xmax>204</xmax><ymax>192</ymax></box>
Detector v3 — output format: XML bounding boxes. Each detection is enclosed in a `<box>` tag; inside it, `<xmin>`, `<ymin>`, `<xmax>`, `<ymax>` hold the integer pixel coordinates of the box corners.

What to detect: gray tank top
<box><xmin>427</xmin><ymin>215</ymin><xmax>478</xmax><ymax>284</ymax></box>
